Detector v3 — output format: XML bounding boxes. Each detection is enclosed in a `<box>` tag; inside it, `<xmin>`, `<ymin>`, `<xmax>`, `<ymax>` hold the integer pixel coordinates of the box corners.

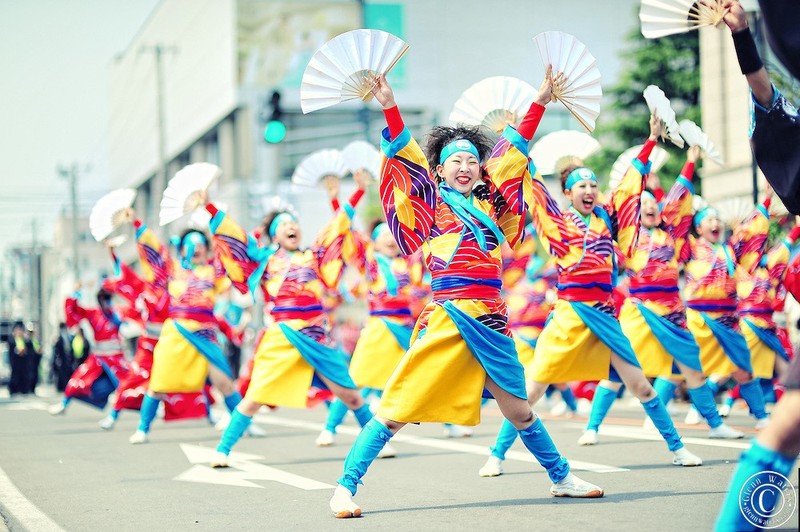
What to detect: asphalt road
<box><xmin>0</xmin><ymin>389</ymin><xmax>797</xmax><ymax>531</ymax></box>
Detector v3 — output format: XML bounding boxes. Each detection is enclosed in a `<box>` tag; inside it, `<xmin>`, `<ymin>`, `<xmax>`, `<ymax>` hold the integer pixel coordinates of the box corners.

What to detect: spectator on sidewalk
<box><xmin>52</xmin><ymin>322</ymin><xmax>73</xmax><ymax>392</ymax></box>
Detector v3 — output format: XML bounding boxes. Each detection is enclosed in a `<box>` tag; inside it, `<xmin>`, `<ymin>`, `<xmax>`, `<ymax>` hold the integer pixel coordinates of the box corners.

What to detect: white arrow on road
<box><xmin>175</xmin><ymin>444</ymin><xmax>334</xmax><ymax>490</ymax></box>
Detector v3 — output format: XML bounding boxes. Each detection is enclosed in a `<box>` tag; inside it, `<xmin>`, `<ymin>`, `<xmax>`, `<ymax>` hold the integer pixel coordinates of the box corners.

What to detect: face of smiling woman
<box><xmin>565</xmin><ymin>179</ymin><xmax>599</xmax><ymax>217</ymax></box>
<box><xmin>273</xmin><ymin>219</ymin><xmax>302</xmax><ymax>251</ymax></box>
<box><xmin>436</xmin><ymin>151</ymin><xmax>481</xmax><ymax>196</ymax></box>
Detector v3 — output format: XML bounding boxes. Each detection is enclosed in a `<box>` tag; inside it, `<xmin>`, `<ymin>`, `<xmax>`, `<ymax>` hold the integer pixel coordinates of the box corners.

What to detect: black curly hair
<box><xmin>423</xmin><ymin>125</ymin><xmax>494</xmax><ymax>180</ymax></box>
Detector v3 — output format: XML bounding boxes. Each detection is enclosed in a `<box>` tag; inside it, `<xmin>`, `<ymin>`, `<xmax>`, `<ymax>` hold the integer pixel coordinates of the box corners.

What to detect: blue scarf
<box><xmin>438</xmin><ymin>182</ymin><xmax>504</xmax><ymax>251</ymax></box>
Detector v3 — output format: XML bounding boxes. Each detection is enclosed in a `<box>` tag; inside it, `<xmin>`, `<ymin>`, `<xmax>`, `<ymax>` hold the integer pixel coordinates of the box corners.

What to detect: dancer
<box><xmin>524</xmin><ymin>114</ymin><xmax>702</xmax><ymax>467</ymax></box>
<box><xmin>328</xmin><ymin>70</ymin><xmax>604</xmax><ymax>519</ymax></box>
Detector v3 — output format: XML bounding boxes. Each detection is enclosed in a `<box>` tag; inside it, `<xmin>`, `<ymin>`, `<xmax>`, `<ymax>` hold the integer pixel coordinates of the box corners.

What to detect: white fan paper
<box><xmin>300</xmin><ymin>29</ymin><xmax>410</xmax><ymax>114</ymax></box>
<box><xmin>640</xmin><ymin>0</ymin><xmax>728</xmax><ymax>39</ymax></box>
<box><xmin>609</xmin><ymin>144</ymin><xmax>671</xmax><ymax>190</ymax></box>
<box><xmin>103</xmin><ymin>234</ymin><xmax>128</xmax><ymax>249</ymax></box>
<box><xmin>448</xmin><ymin>76</ymin><xmax>537</xmax><ymax>134</ymax></box>
<box><xmin>533</xmin><ymin>31</ymin><xmax>603</xmax><ymax>133</ymax></box>
<box><xmin>678</xmin><ymin>119</ymin><xmax>724</xmax><ymax>165</ymax></box>
<box><xmin>159</xmin><ymin>162</ymin><xmax>221</xmax><ymax>226</ymax></box>
<box><xmin>692</xmin><ymin>194</ymin><xmax>710</xmax><ymax>214</ymax></box>
<box><xmin>715</xmin><ymin>196</ymin><xmax>755</xmax><ymax>227</ymax></box>
<box><xmin>292</xmin><ymin>149</ymin><xmax>347</xmax><ymax>187</ymax></box>
<box><xmin>89</xmin><ymin>188</ymin><xmax>137</xmax><ymax>242</ymax></box>
<box><xmin>342</xmin><ymin>140</ymin><xmax>381</xmax><ymax>180</ymax></box>
<box><xmin>531</xmin><ymin>130</ymin><xmax>601</xmax><ymax>175</ymax></box>
<box><xmin>643</xmin><ymin>85</ymin><xmax>684</xmax><ymax>147</ymax></box>
<box><xmin>260</xmin><ymin>195</ymin><xmax>297</xmax><ymax>218</ymax></box>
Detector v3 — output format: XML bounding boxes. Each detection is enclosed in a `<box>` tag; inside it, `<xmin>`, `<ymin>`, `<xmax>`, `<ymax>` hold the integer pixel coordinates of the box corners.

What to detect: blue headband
<box><xmin>564</xmin><ymin>167</ymin><xmax>597</xmax><ymax>190</ymax></box>
<box><xmin>439</xmin><ymin>139</ymin><xmax>480</xmax><ymax>165</ymax></box>
<box><xmin>641</xmin><ymin>190</ymin><xmax>657</xmax><ymax>203</ymax></box>
<box><xmin>694</xmin><ymin>207</ymin><xmax>719</xmax><ymax>227</ymax></box>
<box><xmin>269</xmin><ymin>212</ymin><xmax>296</xmax><ymax>238</ymax></box>
<box><xmin>180</xmin><ymin>231</ymin><xmax>208</xmax><ymax>269</ymax></box>
<box><xmin>372</xmin><ymin>222</ymin><xmax>389</xmax><ymax>241</ymax></box>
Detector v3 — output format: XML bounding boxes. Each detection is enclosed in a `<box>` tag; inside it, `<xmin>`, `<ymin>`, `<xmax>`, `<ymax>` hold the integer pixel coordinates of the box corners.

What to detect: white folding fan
<box><xmin>533</xmin><ymin>31</ymin><xmax>602</xmax><ymax>133</ymax></box>
<box><xmin>715</xmin><ymin>196</ymin><xmax>755</xmax><ymax>227</ymax></box>
<box><xmin>692</xmin><ymin>194</ymin><xmax>709</xmax><ymax>214</ymax></box>
<box><xmin>291</xmin><ymin>149</ymin><xmax>347</xmax><ymax>187</ymax></box>
<box><xmin>89</xmin><ymin>188</ymin><xmax>137</xmax><ymax>242</ymax></box>
<box><xmin>159</xmin><ymin>162</ymin><xmax>221</xmax><ymax>226</ymax></box>
<box><xmin>448</xmin><ymin>76</ymin><xmax>537</xmax><ymax>134</ymax></box>
<box><xmin>640</xmin><ymin>0</ymin><xmax>728</xmax><ymax>39</ymax></box>
<box><xmin>300</xmin><ymin>29</ymin><xmax>410</xmax><ymax>114</ymax></box>
<box><xmin>643</xmin><ymin>85</ymin><xmax>684</xmax><ymax>147</ymax></box>
<box><xmin>103</xmin><ymin>234</ymin><xmax>128</xmax><ymax>249</ymax></box>
<box><xmin>342</xmin><ymin>140</ymin><xmax>381</xmax><ymax>180</ymax></box>
<box><xmin>260</xmin><ymin>195</ymin><xmax>297</xmax><ymax>218</ymax></box>
<box><xmin>608</xmin><ymin>144</ymin><xmax>671</xmax><ymax>190</ymax></box>
<box><xmin>531</xmin><ymin>130</ymin><xmax>601</xmax><ymax>176</ymax></box>
<box><xmin>678</xmin><ymin>119</ymin><xmax>724</xmax><ymax>165</ymax></box>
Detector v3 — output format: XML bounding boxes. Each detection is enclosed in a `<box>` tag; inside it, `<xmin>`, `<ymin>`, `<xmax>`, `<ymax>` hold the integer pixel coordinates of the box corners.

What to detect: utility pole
<box><xmin>57</xmin><ymin>162</ymin><xmax>80</xmax><ymax>283</ymax></box>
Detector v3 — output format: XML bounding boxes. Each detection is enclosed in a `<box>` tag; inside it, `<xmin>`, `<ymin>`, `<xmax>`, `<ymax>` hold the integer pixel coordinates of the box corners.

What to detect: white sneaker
<box><xmin>642</xmin><ymin>416</ymin><xmax>656</xmax><ymax>431</ymax></box>
<box><xmin>672</xmin><ymin>447</ymin><xmax>703</xmax><ymax>466</ymax></box>
<box><xmin>330</xmin><ymin>484</ymin><xmax>362</xmax><ymax>518</ymax></box>
<box><xmin>128</xmin><ymin>430</ymin><xmax>148</xmax><ymax>444</ymax></box>
<box><xmin>550</xmin><ymin>473</ymin><xmax>604</xmax><ymax>498</ymax></box>
<box><xmin>578</xmin><ymin>429</ymin><xmax>599</xmax><ymax>446</ymax></box>
<box><xmin>48</xmin><ymin>403</ymin><xmax>66</xmax><ymax>415</ymax></box>
<box><xmin>207</xmin><ymin>409</ymin><xmax>220</xmax><ymax>426</ymax></box>
<box><xmin>708</xmin><ymin>423</ymin><xmax>744</xmax><ymax>439</ymax></box>
<box><xmin>98</xmin><ymin>415</ymin><xmax>116</xmax><ymax>430</ymax></box>
<box><xmin>443</xmin><ymin>425</ymin><xmax>473</xmax><ymax>438</ymax></box>
<box><xmin>246</xmin><ymin>423</ymin><xmax>267</xmax><ymax>438</ymax></box>
<box><xmin>210</xmin><ymin>451</ymin><xmax>229</xmax><ymax>468</ymax></box>
<box><xmin>478</xmin><ymin>456</ymin><xmax>504</xmax><ymax>477</ymax></box>
<box><xmin>377</xmin><ymin>443</ymin><xmax>397</xmax><ymax>459</ymax></box>
<box><xmin>754</xmin><ymin>417</ymin><xmax>770</xmax><ymax>430</ymax></box>
<box><xmin>684</xmin><ymin>408</ymin><xmax>702</xmax><ymax>425</ymax></box>
<box><xmin>315</xmin><ymin>429</ymin><xmax>335</xmax><ymax>447</ymax></box>
<box><xmin>718</xmin><ymin>404</ymin><xmax>731</xmax><ymax>417</ymax></box>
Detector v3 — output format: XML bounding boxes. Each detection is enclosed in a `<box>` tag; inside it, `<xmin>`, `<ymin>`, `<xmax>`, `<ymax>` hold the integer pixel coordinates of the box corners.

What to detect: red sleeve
<box><xmin>205</xmin><ymin>203</ymin><xmax>219</xmax><ymax>216</ymax></box>
<box><xmin>517</xmin><ymin>103</ymin><xmax>546</xmax><ymax>141</ymax></box>
<box><xmin>133</xmin><ymin>219</ymin><xmax>143</xmax><ymax>229</ymax></box>
<box><xmin>652</xmin><ymin>187</ymin><xmax>665</xmax><ymax>202</ymax></box>
<box><xmin>383</xmin><ymin>105</ymin><xmax>405</xmax><ymax>139</ymax></box>
<box><xmin>787</xmin><ymin>226</ymin><xmax>800</xmax><ymax>243</ymax></box>
<box><xmin>680</xmin><ymin>161</ymin><xmax>695</xmax><ymax>181</ymax></box>
<box><xmin>330</xmin><ymin>197</ymin><xmax>341</xmax><ymax>213</ymax></box>
<box><xmin>348</xmin><ymin>188</ymin><xmax>365</xmax><ymax>209</ymax></box>
<box><xmin>763</xmin><ymin>196</ymin><xmax>772</xmax><ymax>210</ymax></box>
<box><xmin>637</xmin><ymin>139</ymin><xmax>657</xmax><ymax>165</ymax></box>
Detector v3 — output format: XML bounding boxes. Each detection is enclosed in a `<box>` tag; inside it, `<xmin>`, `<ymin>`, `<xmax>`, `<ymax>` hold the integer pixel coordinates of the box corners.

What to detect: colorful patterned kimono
<box><xmin>374</xmin><ymin>123</ymin><xmax>530</xmax><ymax>426</ymax></box>
<box><xmin>135</xmin><ymin>222</ymin><xmax>232</xmax><ymax>394</ymax></box>
<box><xmin>209</xmin><ymin>205</ymin><xmax>358</xmax><ymax>408</ymax></box>
<box><xmin>683</xmin><ymin>205</ymin><xmax>770</xmax><ymax>376</ymax></box>
<box><xmin>527</xmin><ymin>143</ymin><xmax>650</xmax><ymax>384</ymax></box>
<box><xmin>619</xmin><ymin>162</ymin><xmax>701</xmax><ymax>378</ymax></box>
<box><xmin>63</xmin><ymin>296</ymin><xmax>130</xmax><ymax>409</ymax></box>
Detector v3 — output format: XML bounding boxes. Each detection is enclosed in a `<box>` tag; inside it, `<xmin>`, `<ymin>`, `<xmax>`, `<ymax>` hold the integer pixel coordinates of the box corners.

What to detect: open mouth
<box><xmin>710</xmin><ymin>228</ymin><xmax>720</xmax><ymax>238</ymax></box>
<box><xmin>286</xmin><ymin>230</ymin><xmax>297</xmax><ymax>239</ymax></box>
<box><xmin>455</xmin><ymin>175</ymin><xmax>472</xmax><ymax>186</ymax></box>
<box><xmin>582</xmin><ymin>197</ymin><xmax>595</xmax><ymax>209</ymax></box>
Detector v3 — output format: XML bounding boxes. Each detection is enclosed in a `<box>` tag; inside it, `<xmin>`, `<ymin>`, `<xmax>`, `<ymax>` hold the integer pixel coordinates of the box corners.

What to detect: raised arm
<box><xmin>661</xmin><ymin>146</ymin><xmax>700</xmax><ymax>257</ymax></box>
<box><xmin>133</xmin><ymin>218</ymin><xmax>171</xmax><ymax>292</ymax></box>
<box><xmin>730</xmin><ymin>196</ymin><xmax>771</xmax><ymax>274</ymax></box>
<box><xmin>766</xmin><ymin>220</ymin><xmax>800</xmax><ymax>284</ymax></box>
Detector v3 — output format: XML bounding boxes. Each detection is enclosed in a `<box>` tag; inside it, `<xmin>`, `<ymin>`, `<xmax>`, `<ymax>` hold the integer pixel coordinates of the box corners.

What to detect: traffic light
<box><xmin>264</xmin><ymin>90</ymin><xmax>286</xmax><ymax>144</ymax></box>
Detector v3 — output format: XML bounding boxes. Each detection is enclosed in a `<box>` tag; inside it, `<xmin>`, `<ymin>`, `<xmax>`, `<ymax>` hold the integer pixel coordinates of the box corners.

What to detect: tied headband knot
<box><xmin>565</xmin><ymin>167</ymin><xmax>597</xmax><ymax>190</ymax></box>
<box><xmin>439</xmin><ymin>139</ymin><xmax>480</xmax><ymax>165</ymax></box>
<box><xmin>269</xmin><ymin>212</ymin><xmax>297</xmax><ymax>238</ymax></box>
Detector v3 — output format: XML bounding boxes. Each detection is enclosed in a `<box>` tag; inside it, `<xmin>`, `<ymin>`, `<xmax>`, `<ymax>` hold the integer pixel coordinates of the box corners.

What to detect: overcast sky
<box><xmin>0</xmin><ymin>0</ymin><xmax>159</xmax><ymax>255</ymax></box>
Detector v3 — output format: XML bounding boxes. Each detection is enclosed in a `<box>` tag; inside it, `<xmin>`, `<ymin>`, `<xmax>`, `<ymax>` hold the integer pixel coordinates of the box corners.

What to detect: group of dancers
<box><xmin>46</xmin><ymin>2</ymin><xmax>800</xmax><ymax>526</ymax></box>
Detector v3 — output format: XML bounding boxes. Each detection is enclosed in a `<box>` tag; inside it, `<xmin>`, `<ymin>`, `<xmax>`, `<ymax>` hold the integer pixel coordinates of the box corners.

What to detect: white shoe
<box><xmin>684</xmin><ymin>408</ymin><xmax>702</xmax><ymax>425</ymax></box>
<box><xmin>315</xmin><ymin>429</ymin><xmax>335</xmax><ymax>447</ymax></box>
<box><xmin>672</xmin><ymin>447</ymin><xmax>703</xmax><ymax>466</ymax></box>
<box><xmin>98</xmin><ymin>415</ymin><xmax>116</xmax><ymax>430</ymax></box>
<box><xmin>48</xmin><ymin>403</ymin><xmax>66</xmax><ymax>415</ymax></box>
<box><xmin>550</xmin><ymin>473</ymin><xmax>604</xmax><ymax>498</ymax></box>
<box><xmin>246</xmin><ymin>423</ymin><xmax>267</xmax><ymax>438</ymax></box>
<box><xmin>718</xmin><ymin>404</ymin><xmax>731</xmax><ymax>417</ymax></box>
<box><xmin>207</xmin><ymin>409</ymin><xmax>220</xmax><ymax>426</ymax></box>
<box><xmin>642</xmin><ymin>416</ymin><xmax>656</xmax><ymax>431</ymax></box>
<box><xmin>754</xmin><ymin>417</ymin><xmax>770</xmax><ymax>430</ymax></box>
<box><xmin>443</xmin><ymin>425</ymin><xmax>473</xmax><ymax>438</ymax></box>
<box><xmin>377</xmin><ymin>443</ymin><xmax>397</xmax><ymax>459</ymax></box>
<box><xmin>578</xmin><ymin>429</ymin><xmax>599</xmax><ymax>446</ymax></box>
<box><xmin>708</xmin><ymin>423</ymin><xmax>744</xmax><ymax>439</ymax></box>
<box><xmin>330</xmin><ymin>484</ymin><xmax>362</xmax><ymax>518</ymax></box>
<box><xmin>478</xmin><ymin>456</ymin><xmax>504</xmax><ymax>477</ymax></box>
<box><xmin>210</xmin><ymin>451</ymin><xmax>229</xmax><ymax>468</ymax></box>
<box><xmin>128</xmin><ymin>430</ymin><xmax>148</xmax><ymax>444</ymax></box>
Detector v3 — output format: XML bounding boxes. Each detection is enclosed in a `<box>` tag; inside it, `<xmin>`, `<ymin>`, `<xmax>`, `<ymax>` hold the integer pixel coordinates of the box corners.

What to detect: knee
<box><xmin>732</xmin><ymin>370</ymin><xmax>752</xmax><ymax>384</ymax></box>
<box><xmin>629</xmin><ymin>379</ymin><xmax>655</xmax><ymax>400</ymax></box>
<box><xmin>381</xmin><ymin>418</ymin><xmax>404</xmax><ymax>433</ymax></box>
<box><xmin>507</xmin><ymin>409</ymin><xmax>535</xmax><ymax>430</ymax></box>
<box><xmin>216</xmin><ymin>379</ymin><xmax>235</xmax><ymax>396</ymax></box>
<box><xmin>238</xmin><ymin>399</ymin><xmax>261</xmax><ymax>417</ymax></box>
<box><xmin>339</xmin><ymin>391</ymin><xmax>363</xmax><ymax>410</ymax></box>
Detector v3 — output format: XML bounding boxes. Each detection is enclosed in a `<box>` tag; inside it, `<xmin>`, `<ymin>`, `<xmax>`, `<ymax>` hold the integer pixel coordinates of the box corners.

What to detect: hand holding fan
<box><xmin>643</xmin><ymin>85</ymin><xmax>684</xmax><ymax>147</ymax></box>
<box><xmin>448</xmin><ymin>76</ymin><xmax>537</xmax><ymax>134</ymax></box>
<box><xmin>640</xmin><ymin>0</ymin><xmax>728</xmax><ymax>39</ymax></box>
<box><xmin>89</xmin><ymin>188</ymin><xmax>137</xmax><ymax>242</ymax></box>
<box><xmin>159</xmin><ymin>162</ymin><xmax>221</xmax><ymax>226</ymax></box>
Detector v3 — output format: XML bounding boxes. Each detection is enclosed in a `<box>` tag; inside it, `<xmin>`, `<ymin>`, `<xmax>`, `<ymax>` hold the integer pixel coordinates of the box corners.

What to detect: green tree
<box><xmin>586</xmin><ymin>24</ymin><xmax>700</xmax><ymax>193</ymax></box>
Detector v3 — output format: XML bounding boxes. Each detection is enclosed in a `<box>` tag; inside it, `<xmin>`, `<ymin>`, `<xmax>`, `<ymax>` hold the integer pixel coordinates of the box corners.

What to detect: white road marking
<box><xmin>256</xmin><ymin>414</ymin><xmax>629</xmax><ymax>473</ymax></box>
<box><xmin>0</xmin><ymin>464</ymin><xmax>65</xmax><ymax>531</ymax></box>
<box><xmin>565</xmin><ymin>422</ymin><xmax>751</xmax><ymax>450</ymax></box>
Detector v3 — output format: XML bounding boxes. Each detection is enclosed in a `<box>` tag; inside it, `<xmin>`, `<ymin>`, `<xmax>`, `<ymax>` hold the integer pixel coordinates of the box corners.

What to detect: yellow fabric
<box><xmin>529</xmin><ymin>299</ymin><xmax>610</xmax><ymax>383</ymax></box>
<box><xmin>686</xmin><ymin>308</ymin><xmax>737</xmax><ymax>376</ymax></box>
<box><xmin>246</xmin><ymin>322</ymin><xmax>316</xmax><ymax>408</ymax></box>
<box><xmin>619</xmin><ymin>300</ymin><xmax>674</xmax><ymax>378</ymax></box>
<box><xmin>512</xmin><ymin>330</ymin><xmax>537</xmax><ymax>368</ymax></box>
<box><xmin>742</xmin><ymin>321</ymin><xmax>776</xmax><ymax>379</ymax></box>
<box><xmin>349</xmin><ymin>317</ymin><xmax>407</xmax><ymax>389</ymax></box>
<box><xmin>377</xmin><ymin>302</ymin><xmax>489</xmax><ymax>426</ymax></box>
<box><xmin>149</xmin><ymin>319</ymin><xmax>209</xmax><ymax>393</ymax></box>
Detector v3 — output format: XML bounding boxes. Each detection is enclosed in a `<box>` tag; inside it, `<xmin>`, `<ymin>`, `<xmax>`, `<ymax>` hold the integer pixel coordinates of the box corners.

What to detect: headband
<box><xmin>564</xmin><ymin>167</ymin><xmax>597</xmax><ymax>190</ymax></box>
<box><xmin>694</xmin><ymin>207</ymin><xmax>719</xmax><ymax>227</ymax></box>
<box><xmin>269</xmin><ymin>212</ymin><xmax>296</xmax><ymax>238</ymax></box>
<box><xmin>372</xmin><ymin>222</ymin><xmax>389</xmax><ymax>241</ymax></box>
<box><xmin>181</xmin><ymin>231</ymin><xmax>208</xmax><ymax>250</ymax></box>
<box><xmin>641</xmin><ymin>190</ymin><xmax>657</xmax><ymax>203</ymax></box>
<box><xmin>439</xmin><ymin>139</ymin><xmax>480</xmax><ymax>165</ymax></box>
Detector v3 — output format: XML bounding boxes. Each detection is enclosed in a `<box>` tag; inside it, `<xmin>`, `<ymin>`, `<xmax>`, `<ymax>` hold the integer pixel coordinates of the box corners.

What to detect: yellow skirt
<box><xmin>686</xmin><ymin>309</ymin><xmax>737</xmax><ymax>376</ymax></box>
<box><xmin>149</xmin><ymin>319</ymin><xmax>209</xmax><ymax>393</ymax></box>
<box><xmin>619</xmin><ymin>300</ymin><xmax>675</xmax><ymax>378</ymax></box>
<box><xmin>246</xmin><ymin>321</ymin><xmax>317</xmax><ymax>408</ymax></box>
<box><xmin>528</xmin><ymin>300</ymin><xmax>611</xmax><ymax>383</ymax></box>
<box><xmin>377</xmin><ymin>300</ymin><xmax>491</xmax><ymax>426</ymax></box>
<box><xmin>349</xmin><ymin>317</ymin><xmax>408</xmax><ymax>389</ymax></box>
<box><xmin>742</xmin><ymin>321</ymin><xmax>776</xmax><ymax>379</ymax></box>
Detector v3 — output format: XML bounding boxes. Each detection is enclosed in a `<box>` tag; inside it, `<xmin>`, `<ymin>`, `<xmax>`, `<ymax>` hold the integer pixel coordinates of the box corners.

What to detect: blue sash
<box><xmin>375</xmin><ymin>253</ymin><xmax>399</xmax><ymax>296</ymax></box>
<box><xmin>637</xmin><ymin>303</ymin><xmax>702</xmax><ymax>371</ymax></box>
<box><xmin>700</xmin><ymin>313</ymin><xmax>753</xmax><ymax>373</ymax></box>
<box><xmin>173</xmin><ymin>321</ymin><xmax>234</xmax><ymax>379</ymax></box>
<box><xmin>743</xmin><ymin>319</ymin><xmax>789</xmax><ymax>362</ymax></box>
<box><xmin>438</xmin><ymin>183</ymin><xmax>504</xmax><ymax>251</ymax></box>
<box><xmin>570</xmin><ymin>301</ymin><xmax>640</xmax><ymax>382</ymax></box>
<box><xmin>381</xmin><ymin>318</ymin><xmax>413</xmax><ymax>350</ymax></box>
<box><xmin>277</xmin><ymin>323</ymin><xmax>357</xmax><ymax>389</ymax></box>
